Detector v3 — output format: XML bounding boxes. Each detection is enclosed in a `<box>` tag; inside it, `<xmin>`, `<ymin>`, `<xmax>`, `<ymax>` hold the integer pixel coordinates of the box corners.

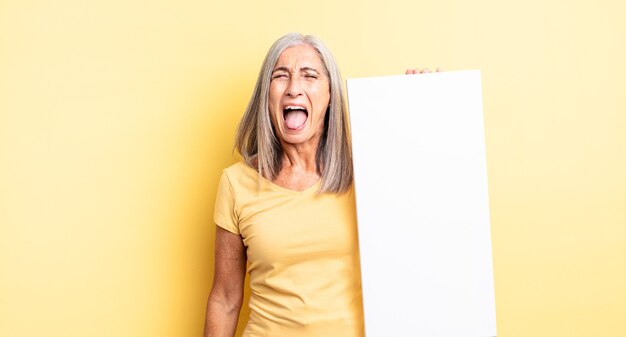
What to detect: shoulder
<box><xmin>221</xmin><ymin>161</ymin><xmax>258</xmax><ymax>194</ymax></box>
<box><xmin>223</xmin><ymin>161</ymin><xmax>256</xmax><ymax>179</ymax></box>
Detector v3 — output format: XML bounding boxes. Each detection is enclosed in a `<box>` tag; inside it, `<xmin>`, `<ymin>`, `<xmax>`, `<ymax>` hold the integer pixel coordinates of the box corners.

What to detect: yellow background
<box><xmin>1</xmin><ymin>0</ymin><xmax>624</xmax><ymax>336</ymax></box>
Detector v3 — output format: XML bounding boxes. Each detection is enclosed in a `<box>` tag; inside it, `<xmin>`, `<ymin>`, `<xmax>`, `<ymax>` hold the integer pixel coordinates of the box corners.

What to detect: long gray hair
<box><xmin>234</xmin><ymin>33</ymin><xmax>353</xmax><ymax>194</ymax></box>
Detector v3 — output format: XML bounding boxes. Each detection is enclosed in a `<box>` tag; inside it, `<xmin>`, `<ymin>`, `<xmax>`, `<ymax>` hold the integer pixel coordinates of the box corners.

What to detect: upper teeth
<box><xmin>285</xmin><ymin>106</ymin><xmax>306</xmax><ymax>110</ymax></box>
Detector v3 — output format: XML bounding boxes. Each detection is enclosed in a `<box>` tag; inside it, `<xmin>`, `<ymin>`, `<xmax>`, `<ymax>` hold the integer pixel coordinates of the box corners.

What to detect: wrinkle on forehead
<box><xmin>273</xmin><ymin>45</ymin><xmax>328</xmax><ymax>75</ymax></box>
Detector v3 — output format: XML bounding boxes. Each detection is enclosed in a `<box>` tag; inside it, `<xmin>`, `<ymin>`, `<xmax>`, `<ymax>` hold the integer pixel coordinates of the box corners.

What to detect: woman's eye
<box><xmin>305</xmin><ymin>74</ymin><xmax>318</xmax><ymax>79</ymax></box>
<box><xmin>272</xmin><ymin>74</ymin><xmax>288</xmax><ymax>80</ymax></box>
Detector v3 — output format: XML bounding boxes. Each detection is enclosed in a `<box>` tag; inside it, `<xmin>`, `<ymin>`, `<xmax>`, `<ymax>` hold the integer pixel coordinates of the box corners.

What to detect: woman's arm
<box><xmin>204</xmin><ymin>226</ymin><xmax>247</xmax><ymax>337</ymax></box>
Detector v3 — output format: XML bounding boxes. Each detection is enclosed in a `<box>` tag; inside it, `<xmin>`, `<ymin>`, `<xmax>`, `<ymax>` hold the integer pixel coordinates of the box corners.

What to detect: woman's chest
<box><xmin>237</xmin><ymin>194</ymin><xmax>358</xmax><ymax>266</ymax></box>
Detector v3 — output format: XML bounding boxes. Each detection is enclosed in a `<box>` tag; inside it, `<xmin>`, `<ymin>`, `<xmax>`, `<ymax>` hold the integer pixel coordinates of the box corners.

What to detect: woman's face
<box><xmin>268</xmin><ymin>44</ymin><xmax>330</xmax><ymax>148</ymax></box>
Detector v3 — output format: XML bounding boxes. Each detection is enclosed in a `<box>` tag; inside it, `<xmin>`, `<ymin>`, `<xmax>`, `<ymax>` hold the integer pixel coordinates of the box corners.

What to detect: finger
<box><xmin>436</xmin><ymin>67</ymin><xmax>443</xmax><ymax>72</ymax></box>
<box><xmin>420</xmin><ymin>68</ymin><xmax>431</xmax><ymax>74</ymax></box>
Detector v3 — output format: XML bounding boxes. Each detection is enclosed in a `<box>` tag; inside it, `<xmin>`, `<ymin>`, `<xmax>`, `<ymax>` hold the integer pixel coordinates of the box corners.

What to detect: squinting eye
<box><xmin>272</xmin><ymin>74</ymin><xmax>288</xmax><ymax>80</ymax></box>
<box><xmin>304</xmin><ymin>74</ymin><xmax>318</xmax><ymax>79</ymax></box>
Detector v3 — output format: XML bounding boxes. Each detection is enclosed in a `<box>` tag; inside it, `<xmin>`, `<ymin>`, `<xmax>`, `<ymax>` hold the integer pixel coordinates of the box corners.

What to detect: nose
<box><xmin>285</xmin><ymin>76</ymin><xmax>303</xmax><ymax>97</ymax></box>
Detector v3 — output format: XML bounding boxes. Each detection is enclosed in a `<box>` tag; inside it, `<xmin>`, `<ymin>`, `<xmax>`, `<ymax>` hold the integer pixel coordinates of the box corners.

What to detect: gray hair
<box><xmin>234</xmin><ymin>33</ymin><xmax>353</xmax><ymax>193</ymax></box>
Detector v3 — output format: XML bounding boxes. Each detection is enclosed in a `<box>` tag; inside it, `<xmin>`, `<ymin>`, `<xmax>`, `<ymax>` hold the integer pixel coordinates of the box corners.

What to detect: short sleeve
<box><xmin>213</xmin><ymin>171</ymin><xmax>240</xmax><ymax>234</ymax></box>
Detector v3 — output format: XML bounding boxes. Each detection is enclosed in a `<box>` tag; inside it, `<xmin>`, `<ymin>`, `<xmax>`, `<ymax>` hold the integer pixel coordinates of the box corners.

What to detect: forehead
<box><xmin>274</xmin><ymin>44</ymin><xmax>324</xmax><ymax>70</ymax></box>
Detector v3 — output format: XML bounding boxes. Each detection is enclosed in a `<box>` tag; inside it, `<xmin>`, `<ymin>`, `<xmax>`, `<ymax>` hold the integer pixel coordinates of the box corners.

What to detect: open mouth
<box><xmin>283</xmin><ymin>106</ymin><xmax>308</xmax><ymax>130</ymax></box>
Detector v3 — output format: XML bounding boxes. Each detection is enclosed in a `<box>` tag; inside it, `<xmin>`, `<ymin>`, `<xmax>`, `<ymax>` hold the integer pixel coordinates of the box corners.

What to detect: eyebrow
<box><xmin>271</xmin><ymin>66</ymin><xmax>321</xmax><ymax>74</ymax></box>
<box><xmin>300</xmin><ymin>67</ymin><xmax>320</xmax><ymax>74</ymax></box>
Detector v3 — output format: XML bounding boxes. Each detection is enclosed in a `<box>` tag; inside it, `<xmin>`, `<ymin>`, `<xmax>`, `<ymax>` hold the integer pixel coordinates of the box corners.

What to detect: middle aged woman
<box><xmin>204</xmin><ymin>32</ymin><xmax>438</xmax><ymax>337</ymax></box>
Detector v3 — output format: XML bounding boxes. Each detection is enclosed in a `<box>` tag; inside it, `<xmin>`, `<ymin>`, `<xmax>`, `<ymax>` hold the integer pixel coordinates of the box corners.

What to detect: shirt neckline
<box><xmin>239</xmin><ymin>162</ymin><xmax>322</xmax><ymax>195</ymax></box>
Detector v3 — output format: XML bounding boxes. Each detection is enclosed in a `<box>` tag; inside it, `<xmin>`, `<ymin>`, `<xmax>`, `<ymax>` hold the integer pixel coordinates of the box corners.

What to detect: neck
<box><xmin>268</xmin><ymin>138</ymin><xmax>323</xmax><ymax>191</ymax></box>
<box><xmin>279</xmin><ymin>139</ymin><xmax>320</xmax><ymax>174</ymax></box>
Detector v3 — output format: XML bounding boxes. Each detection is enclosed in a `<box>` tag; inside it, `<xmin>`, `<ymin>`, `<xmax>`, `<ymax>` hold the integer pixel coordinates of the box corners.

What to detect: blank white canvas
<box><xmin>347</xmin><ymin>70</ymin><xmax>496</xmax><ymax>337</ymax></box>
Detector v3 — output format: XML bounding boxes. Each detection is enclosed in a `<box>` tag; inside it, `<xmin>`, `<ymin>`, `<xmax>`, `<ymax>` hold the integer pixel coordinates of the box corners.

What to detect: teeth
<box><xmin>285</xmin><ymin>106</ymin><xmax>306</xmax><ymax>110</ymax></box>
